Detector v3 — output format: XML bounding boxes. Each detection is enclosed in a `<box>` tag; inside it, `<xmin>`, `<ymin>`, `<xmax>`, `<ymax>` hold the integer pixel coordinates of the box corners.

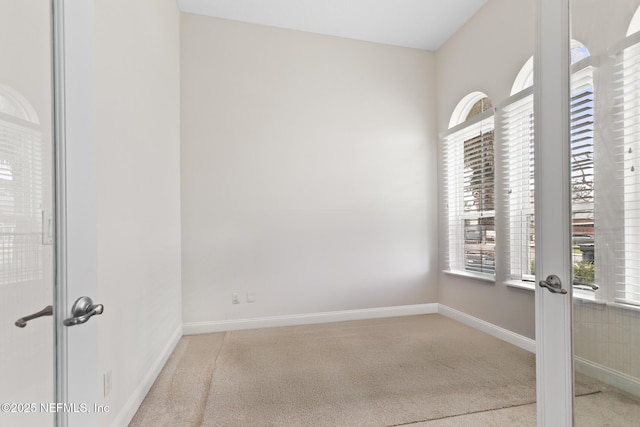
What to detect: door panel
<box><xmin>570</xmin><ymin>0</ymin><xmax>640</xmax><ymax>424</ymax></box>
<box><xmin>0</xmin><ymin>0</ymin><xmax>55</xmax><ymax>426</ymax></box>
<box><xmin>537</xmin><ymin>0</ymin><xmax>640</xmax><ymax>424</ymax></box>
<box><xmin>59</xmin><ymin>1</ymin><xmax>102</xmax><ymax>425</ymax></box>
<box><xmin>535</xmin><ymin>0</ymin><xmax>574</xmax><ymax>424</ymax></box>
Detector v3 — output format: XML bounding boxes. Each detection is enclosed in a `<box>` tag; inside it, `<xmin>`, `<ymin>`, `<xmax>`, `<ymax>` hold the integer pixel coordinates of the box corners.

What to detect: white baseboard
<box><xmin>183</xmin><ymin>303</ymin><xmax>439</xmax><ymax>335</ymax></box>
<box><xmin>575</xmin><ymin>356</ymin><xmax>640</xmax><ymax>398</ymax></box>
<box><xmin>110</xmin><ymin>324</ymin><xmax>182</xmax><ymax>427</ymax></box>
<box><xmin>438</xmin><ymin>304</ymin><xmax>536</xmax><ymax>354</ymax></box>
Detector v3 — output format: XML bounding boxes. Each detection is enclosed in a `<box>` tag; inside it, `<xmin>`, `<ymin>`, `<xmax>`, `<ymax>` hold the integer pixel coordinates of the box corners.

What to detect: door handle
<box><xmin>63</xmin><ymin>296</ymin><xmax>104</xmax><ymax>327</ymax></box>
<box><xmin>15</xmin><ymin>305</ymin><xmax>53</xmax><ymax>328</ymax></box>
<box><xmin>539</xmin><ymin>274</ymin><xmax>568</xmax><ymax>294</ymax></box>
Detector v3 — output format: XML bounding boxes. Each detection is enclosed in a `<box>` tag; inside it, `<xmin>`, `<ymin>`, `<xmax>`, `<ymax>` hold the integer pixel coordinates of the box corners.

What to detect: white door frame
<box><xmin>53</xmin><ymin>1</ymin><xmax>99</xmax><ymax>426</ymax></box>
<box><xmin>52</xmin><ymin>1</ymin><xmax>67</xmax><ymax>424</ymax></box>
<box><xmin>52</xmin><ymin>1</ymin><xmax>579</xmax><ymax>426</ymax></box>
<box><xmin>534</xmin><ymin>0</ymin><xmax>574</xmax><ymax>424</ymax></box>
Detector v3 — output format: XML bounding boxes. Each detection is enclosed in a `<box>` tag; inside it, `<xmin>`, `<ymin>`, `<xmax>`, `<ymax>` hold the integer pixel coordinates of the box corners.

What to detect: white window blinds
<box><xmin>443</xmin><ymin>112</ymin><xmax>495</xmax><ymax>276</ymax></box>
<box><xmin>498</xmin><ymin>62</ymin><xmax>595</xmax><ymax>285</ymax></box>
<box><xmin>570</xmin><ymin>63</ymin><xmax>596</xmax><ymax>287</ymax></box>
<box><xmin>613</xmin><ymin>34</ymin><xmax>640</xmax><ymax>305</ymax></box>
<box><xmin>499</xmin><ymin>88</ymin><xmax>535</xmax><ymax>281</ymax></box>
<box><xmin>0</xmin><ymin>112</ymin><xmax>43</xmax><ymax>285</ymax></box>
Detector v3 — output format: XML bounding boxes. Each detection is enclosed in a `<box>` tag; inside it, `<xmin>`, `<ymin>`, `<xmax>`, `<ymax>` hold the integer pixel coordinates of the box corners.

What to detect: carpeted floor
<box><xmin>129</xmin><ymin>314</ymin><xmax>636</xmax><ymax>426</ymax></box>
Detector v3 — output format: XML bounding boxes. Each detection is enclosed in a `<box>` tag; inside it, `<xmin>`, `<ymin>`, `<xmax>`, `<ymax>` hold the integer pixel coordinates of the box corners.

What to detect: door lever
<box><xmin>63</xmin><ymin>296</ymin><xmax>104</xmax><ymax>327</ymax></box>
<box><xmin>15</xmin><ymin>305</ymin><xmax>53</xmax><ymax>328</ymax></box>
<box><xmin>539</xmin><ymin>274</ymin><xmax>568</xmax><ymax>294</ymax></box>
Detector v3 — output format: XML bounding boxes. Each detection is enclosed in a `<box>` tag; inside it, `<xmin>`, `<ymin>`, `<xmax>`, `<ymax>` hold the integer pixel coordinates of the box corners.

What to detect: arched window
<box><xmin>615</xmin><ymin>8</ymin><xmax>640</xmax><ymax>303</ymax></box>
<box><xmin>448</xmin><ymin>91</ymin><xmax>491</xmax><ymax>128</ymax></box>
<box><xmin>511</xmin><ymin>57</ymin><xmax>534</xmax><ymax>96</ymax></box>
<box><xmin>570</xmin><ymin>39</ymin><xmax>590</xmax><ymax>64</ymax></box>
<box><xmin>501</xmin><ymin>40</ymin><xmax>595</xmax><ymax>284</ymax></box>
<box><xmin>502</xmin><ymin>72</ymin><xmax>536</xmax><ymax>281</ymax></box>
<box><xmin>569</xmin><ymin>44</ymin><xmax>596</xmax><ymax>287</ymax></box>
<box><xmin>627</xmin><ymin>6</ymin><xmax>640</xmax><ymax>36</ymax></box>
<box><xmin>443</xmin><ymin>92</ymin><xmax>495</xmax><ymax>277</ymax></box>
<box><xmin>0</xmin><ymin>83</ymin><xmax>43</xmax><ymax>285</ymax></box>
<box><xmin>0</xmin><ymin>84</ymin><xmax>40</xmax><ymax>123</ymax></box>
<box><xmin>510</xmin><ymin>42</ymin><xmax>590</xmax><ymax>97</ymax></box>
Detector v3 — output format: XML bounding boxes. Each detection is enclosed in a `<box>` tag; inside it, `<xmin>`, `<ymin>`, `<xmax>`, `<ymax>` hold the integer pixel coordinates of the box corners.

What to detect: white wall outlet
<box><xmin>104</xmin><ymin>370</ymin><xmax>112</xmax><ymax>397</ymax></box>
<box><xmin>247</xmin><ymin>292</ymin><xmax>256</xmax><ymax>303</ymax></box>
<box><xmin>232</xmin><ymin>293</ymin><xmax>239</xmax><ymax>304</ymax></box>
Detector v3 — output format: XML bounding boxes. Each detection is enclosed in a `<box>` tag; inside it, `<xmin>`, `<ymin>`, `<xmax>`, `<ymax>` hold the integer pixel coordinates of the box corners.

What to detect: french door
<box><xmin>0</xmin><ymin>0</ymin><xmax>56</xmax><ymax>425</ymax></box>
<box><xmin>1</xmin><ymin>1</ymin><xmax>101</xmax><ymax>426</ymax></box>
<box><xmin>537</xmin><ymin>0</ymin><xmax>640</xmax><ymax>424</ymax></box>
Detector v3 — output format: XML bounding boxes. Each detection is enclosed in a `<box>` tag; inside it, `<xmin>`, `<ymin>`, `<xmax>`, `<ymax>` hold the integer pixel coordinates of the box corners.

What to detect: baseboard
<box><xmin>438</xmin><ymin>304</ymin><xmax>536</xmax><ymax>354</ymax></box>
<box><xmin>183</xmin><ymin>303</ymin><xmax>439</xmax><ymax>335</ymax></box>
<box><xmin>110</xmin><ymin>324</ymin><xmax>182</xmax><ymax>427</ymax></box>
<box><xmin>575</xmin><ymin>356</ymin><xmax>640</xmax><ymax>398</ymax></box>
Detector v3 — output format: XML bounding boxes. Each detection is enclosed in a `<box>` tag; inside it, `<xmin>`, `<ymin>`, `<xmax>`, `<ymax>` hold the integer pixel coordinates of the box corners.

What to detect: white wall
<box><xmin>436</xmin><ymin>0</ymin><xmax>537</xmax><ymax>339</ymax></box>
<box><xmin>180</xmin><ymin>14</ymin><xmax>438</xmax><ymax>325</ymax></box>
<box><xmin>93</xmin><ymin>0</ymin><xmax>182</xmax><ymax>425</ymax></box>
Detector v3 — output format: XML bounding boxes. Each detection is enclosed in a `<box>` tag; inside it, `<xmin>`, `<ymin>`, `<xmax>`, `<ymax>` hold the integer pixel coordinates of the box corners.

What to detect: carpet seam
<box><xmin>196</xmin><ymin>331</ymin><xmax>230</xmax><ymax>427</ymax></box>
<box><xmin>576</xmin><ymin>390</ymin><xmax>603</xmax><ymax>398</ymax></box>
<box><xmin>385</xmin><ymin>401</ymin><xmax>538</xmax><ymax>426</ymax></box>
<box><xmin>386</xmin><ymin>390</ymin><xmax>603</xmax><ymax>426</ymax></box>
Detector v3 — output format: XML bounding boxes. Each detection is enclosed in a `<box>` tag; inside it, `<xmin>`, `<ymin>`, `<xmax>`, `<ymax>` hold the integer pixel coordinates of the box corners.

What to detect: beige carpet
<box><xmin>130</xmin><ymin>314</ymin><xmax>604</xmax><ymax>427</ymax></box>
<box><xmin>129</xmin><ymin>333</ymin><xmax>226</xmax><ymax>426</ymax></box>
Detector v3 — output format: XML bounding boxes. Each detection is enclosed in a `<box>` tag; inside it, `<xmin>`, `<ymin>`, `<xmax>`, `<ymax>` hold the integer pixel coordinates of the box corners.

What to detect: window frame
<box><xmin>499</xmin><ymin>53</ymin><xmax>598</xmax><ymax>291</ymax></box>
<box><xmin>498</xmin><ymin>87</ymin><xmax>536</xmax><ymax>284</ymax></box>
<box><xmin>611</xmin><ymin>31</ymin><xmax>640</xmax><ymax>308</ymax></box>
<box><xmin>443</xmin><ymin>107</ymin><xmax>496</xmax><ymax>280</ymax></box>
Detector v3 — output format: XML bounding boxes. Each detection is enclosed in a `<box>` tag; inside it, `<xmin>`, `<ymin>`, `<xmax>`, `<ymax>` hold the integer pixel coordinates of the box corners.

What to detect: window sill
<box><xmin>573</xmin><ymin>288</ymin><xmax>599</xmax><ymax>303</ymax></box>
<box><xmin>610</xmin><ymin>300</ymin><xmax>640</xmax><ymax>316</ymax></box>
<box><xmin>504</xmin><ymin>281</ymin><xmax>605</xmax><ymax>305</ymax></box>
<box><xmin>573</xmin><ymin>297</ymin><xmax>606</xmax><ymax>310</ymax></box>
<box><xmin>504</xmin><ymin>280</ymin><xmax>535</xmax><ymax>292</ymax></box>
<box><xmin>575</xmin><ymin>298</ymin><xmax>640</xmax><ymax>317</ymax></box>
<box><xmin>443</xmin><ymin>270</ymin><xmax>495</xmax><ymax>284</ymax></box>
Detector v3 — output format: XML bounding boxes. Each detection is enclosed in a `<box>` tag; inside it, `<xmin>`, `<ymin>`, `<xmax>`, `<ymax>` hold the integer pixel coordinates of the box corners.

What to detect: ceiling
<box><xmin>177</xmin><ymin>0</ymin><xmax>488</xmax><ymax>51</ymax></box>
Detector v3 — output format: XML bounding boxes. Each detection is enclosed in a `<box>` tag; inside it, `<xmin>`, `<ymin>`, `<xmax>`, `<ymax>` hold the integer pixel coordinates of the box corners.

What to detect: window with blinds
<box><xmin>0</xmin><ymin>95</ymin><xmax>43</xmax><ymax>286</ymax></box>
<box><xmin>499</xmin><ymin>58</ymin><xmax>595</xmax><ymax>285</ymax></box>
<box><xmin>570</xmin><ymin>63</ymin><xmax>596</xmax><ymax>288</ymax></box>
<box><xmin>443</xmin><ymin>111</ymin><xmax>495</xmax><ymax>276</ymax></box>
<box><xmin>613</xmin><ymin>33</ymin><xmax>640</xmax><ymax>306</ymax></box>
<box><xmin>499</xmin><ymin>88</ymin><xmax>535</xmax><ymax>281</ymax></box>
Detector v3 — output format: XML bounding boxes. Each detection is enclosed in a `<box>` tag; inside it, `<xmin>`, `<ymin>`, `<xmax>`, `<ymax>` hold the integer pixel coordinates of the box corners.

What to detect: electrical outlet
<box><xmin>104</xmin><ymin>370</ymin><xmax>112</xmax><ymax>397</ymax></box>
<box><xmin>232</xmin><ymin>293</ymin><xmax>239</xmax><ymax>304</ymax></box>
<box><xmin>247</xmin><ymin>292</ymin><xmax>256</xmax><ymax>303</ymax></box>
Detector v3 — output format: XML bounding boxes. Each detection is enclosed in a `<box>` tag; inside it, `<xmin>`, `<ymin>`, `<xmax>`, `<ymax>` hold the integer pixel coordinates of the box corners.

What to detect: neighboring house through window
<box><xmin>499</xmin><ymin>41</ymin><xmax>595</xmax><ymax>286</ymax></box>
<box><xmin>444</xmin><ymin>41</ymin><xmax>595</xmax><ymax>286</ymax></box>
<box><xmin>443</xmin><ymin>92</ymin><xmax>496</xmax><ymax>277</ymax></box>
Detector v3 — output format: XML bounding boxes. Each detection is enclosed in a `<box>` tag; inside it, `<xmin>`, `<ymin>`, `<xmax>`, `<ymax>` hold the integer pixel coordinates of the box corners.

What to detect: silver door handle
<box><xmin>63</xmin><ymin>296</ymin><xmax>104</xmax><ymax>327</ymax></box>
<box><xmin>539</xmin><ymin>274</ymin><xmax>568</xmax><ymax>294</ymax></box>
<box><xmin>15</xmin><ymin>305</ymin><xmax>53</xmax><ymax>328</ymax></box>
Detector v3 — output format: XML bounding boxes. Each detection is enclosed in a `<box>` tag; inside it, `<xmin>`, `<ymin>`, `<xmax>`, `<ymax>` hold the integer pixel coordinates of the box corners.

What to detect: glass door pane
<box><xmin>570</xmin><ymin>0</ymin><xmax>640</xmax><ymax>423</ymax></box>
<box><xmin>0</xmin><ymin>0</ymin><xmax>55</xmax><ymax>426</ymax></box>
